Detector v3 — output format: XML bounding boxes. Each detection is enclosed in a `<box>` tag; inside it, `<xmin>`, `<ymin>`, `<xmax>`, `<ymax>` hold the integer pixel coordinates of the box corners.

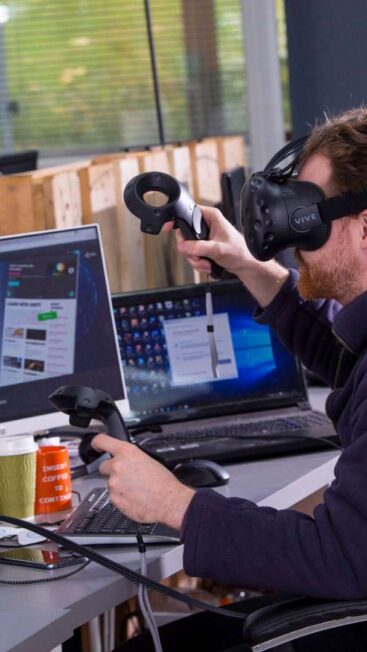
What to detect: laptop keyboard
<box><xmin>147</xmin><ymin>413</ymin><xmax>330</xmax><ymax>447</ymax></box>
<box><xmin>69</xmin><ymin>488</ymin><xmax>158</xmax><ymax>536</ymax></box>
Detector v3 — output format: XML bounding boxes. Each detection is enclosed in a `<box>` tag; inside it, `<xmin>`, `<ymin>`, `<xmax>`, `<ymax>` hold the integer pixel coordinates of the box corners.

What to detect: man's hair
<box><xmin>300</xmin><ymin>106</ymin><xmax>367</xmax><ymax>194</ymax></box>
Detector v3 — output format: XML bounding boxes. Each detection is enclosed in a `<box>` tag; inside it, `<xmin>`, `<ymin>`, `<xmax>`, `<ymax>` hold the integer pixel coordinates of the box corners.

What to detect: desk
<box><xmin>0</xmin><ymin>388</ymin><xmax>337</xmax><ymax>652</ymax></box>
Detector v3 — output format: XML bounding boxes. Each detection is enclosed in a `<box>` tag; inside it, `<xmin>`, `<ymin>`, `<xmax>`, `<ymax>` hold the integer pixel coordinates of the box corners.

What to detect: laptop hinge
<box><xmin>297</xmin><ymin>400</ymin><xmax>311</xmax><ymax>410</ymax></box>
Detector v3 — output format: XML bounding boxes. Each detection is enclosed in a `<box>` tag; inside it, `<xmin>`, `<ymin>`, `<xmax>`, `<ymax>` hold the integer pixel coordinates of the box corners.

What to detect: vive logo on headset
<box><xmin>290</xmin><ymin>206</ymin><xmax>322</xmax><ymax>232</ymax></box>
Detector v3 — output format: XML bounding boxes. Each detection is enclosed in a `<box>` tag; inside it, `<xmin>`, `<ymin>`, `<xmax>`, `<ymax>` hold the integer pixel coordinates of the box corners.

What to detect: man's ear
<box><xmin>360</xmin><ymin>211</ymin><xmax>367</xmax><ymax>247</ymax></box>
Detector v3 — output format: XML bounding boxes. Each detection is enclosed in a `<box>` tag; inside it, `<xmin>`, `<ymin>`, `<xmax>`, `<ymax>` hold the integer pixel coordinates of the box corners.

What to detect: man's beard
<box><xmin>294</xmin><ymin>249</ymin><xmax>336</xmax><ymax>300</ymax></box>
<box><xmin>294</xmin><ymin>234</ymin><xmax>360</xmax><ymax>304</ymax></box>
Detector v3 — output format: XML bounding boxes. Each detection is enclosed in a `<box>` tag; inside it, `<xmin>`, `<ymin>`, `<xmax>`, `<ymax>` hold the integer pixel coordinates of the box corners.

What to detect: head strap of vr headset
<box><xmin>318</xmin><ymin>192</ymin><xmax>367</xmax><ymax>222</ymax></box>
<box><xmin>264</xmin><ymin>135</ymin><xmax>309</xmax><ymax>177</ymax></box>
<box><xmin>263</xmin><ymin>135</ymin><xmax>367</xmax><ymax>223</ymax></box>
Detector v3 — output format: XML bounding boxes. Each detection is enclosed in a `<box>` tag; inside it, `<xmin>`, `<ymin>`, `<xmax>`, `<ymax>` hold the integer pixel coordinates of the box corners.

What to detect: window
<box><xmin>0</xmin><ymin>0</ymin><xmax>248</xmax><ymax>155</ymax></box>
<box><xmin>276</xmin><ymin>0</ymin><xmax>291</xmax><ymax>135</ymax></box>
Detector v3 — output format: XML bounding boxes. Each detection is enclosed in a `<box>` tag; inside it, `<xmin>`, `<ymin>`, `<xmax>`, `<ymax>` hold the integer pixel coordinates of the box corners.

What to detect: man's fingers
<box><xmin>178</xmin><ymin>238</ymin><xmax>214</xmax><ymax>258</ymax></box>
<box><xmin>162</xmin><ymin>221</ymin><xmax>174</xmax><ymax>233</ymax></box>
<box><xmin>98</xmin><ymin>458</ymin><xmax>113</xmax><ymax>477</ymax></box>
<box><xmin>187</xmin><ymin>256</ymin><xmax>212</xmax><ymax>272</ymax></box>
<box><xmin>92</xmin><ymin>433</ymin><xmax>128</xmax><ymax>456</ymax></box>
<box><xmin>198</xmin><ymin>204</ymin><xmax>222</xmax><ymax>225</ymax></box>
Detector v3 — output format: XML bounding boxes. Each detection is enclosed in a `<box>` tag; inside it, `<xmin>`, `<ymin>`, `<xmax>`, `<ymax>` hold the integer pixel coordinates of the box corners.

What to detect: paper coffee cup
<box><xmin>35</xmin><ymin>445</ymin><xmax>72</xmax><ymax>514</ymax></box>
<box><xmin>0</xmin><ymin>435</ymin><xmax>38</xmax><ymax>519</ymax></box>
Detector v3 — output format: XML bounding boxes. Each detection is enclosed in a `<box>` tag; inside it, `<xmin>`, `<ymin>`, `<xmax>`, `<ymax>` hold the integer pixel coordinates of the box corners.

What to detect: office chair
<box><xmin>242</xmin><ymin>593</ymin><xmax>367</xmax><ymax>650</ymax></box>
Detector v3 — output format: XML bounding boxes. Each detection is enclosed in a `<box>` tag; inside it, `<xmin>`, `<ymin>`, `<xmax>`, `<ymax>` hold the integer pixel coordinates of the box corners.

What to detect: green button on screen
<box><xmin>37</xmin><ymin>311</ymin><xmax>58</xmax><ymax>321</ymax></box>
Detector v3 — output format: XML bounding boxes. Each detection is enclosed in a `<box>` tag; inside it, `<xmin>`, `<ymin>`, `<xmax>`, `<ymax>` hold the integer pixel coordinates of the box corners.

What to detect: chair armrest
<box><xmin>243</xmin><ymin>596</ymin><xmax>367</xmax><ymax>651</ymax></box>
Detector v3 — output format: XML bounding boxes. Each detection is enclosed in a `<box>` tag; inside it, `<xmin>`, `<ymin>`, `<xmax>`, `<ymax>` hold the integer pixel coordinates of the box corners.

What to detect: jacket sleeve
<box><xmin>183</xmin><ymin>358</ymin><xmax>367</xmax><ymax>600</ymax></box>
<box><xmin>182</xmin><ymin>429</ymin><xmax>367</xmax><ymax>599</ymax></box>
<box><xmin>253</xmin><ymin>269</ymin><xmax>343</xmax><ymax>386</ymax></box>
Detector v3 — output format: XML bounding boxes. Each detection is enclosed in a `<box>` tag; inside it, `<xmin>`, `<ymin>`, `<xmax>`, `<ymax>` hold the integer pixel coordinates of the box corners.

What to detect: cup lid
<box><xmin>0</xmin><ymin>435</ymin><xmax>38</xmax><ymax>456</ymax></box>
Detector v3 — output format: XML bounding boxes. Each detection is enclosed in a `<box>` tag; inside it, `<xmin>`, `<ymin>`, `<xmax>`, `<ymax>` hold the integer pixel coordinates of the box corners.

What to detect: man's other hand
<box><xmin>92</xmin><ymin>434</ymin><xmax>195</xmax><ymax>531</ymax></box>
<box><xmin>163</xmin><ymin>205</ymin><xmax>289</xmax><ymax>307</ymax></box>
<box><xmin>163</xmin><ymin>205</ymin><xmax>254</xmax><ymax>277</ymax></box>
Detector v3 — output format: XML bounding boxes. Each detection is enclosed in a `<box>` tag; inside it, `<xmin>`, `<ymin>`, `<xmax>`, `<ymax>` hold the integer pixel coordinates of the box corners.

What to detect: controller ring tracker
<box><xmin>124</xmin><ymin>172</ymin><xmax>181</xmax><ymax>234</ymax></box>
<box><xmin>124</xmin><ymin>171</ymin><xmax>223</xmax><ymax>279</ymax></box>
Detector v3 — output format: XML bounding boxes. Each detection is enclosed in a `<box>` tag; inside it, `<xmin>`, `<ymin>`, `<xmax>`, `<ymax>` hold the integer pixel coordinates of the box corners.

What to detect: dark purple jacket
<box><xmin>182</xmin><ymin>269</ymin><xmax>367</xmax><ymax>599</ymax></box>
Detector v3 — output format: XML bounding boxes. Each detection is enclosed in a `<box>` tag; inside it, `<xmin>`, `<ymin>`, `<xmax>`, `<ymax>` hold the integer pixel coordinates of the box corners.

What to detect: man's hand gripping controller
<box><xmin>48</xmin><ymin>385</ymin><xmax>130</xmax><ymax>473</ymax></box>
<box><xmin>123</xmin><ymin>171</ymin><xmax>223</xmax><ymax>280</ymax></box>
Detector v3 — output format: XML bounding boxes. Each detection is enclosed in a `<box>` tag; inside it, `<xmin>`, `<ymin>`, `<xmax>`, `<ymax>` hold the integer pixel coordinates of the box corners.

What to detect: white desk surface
<box><xmin>0</xmin><ymin>387</ymin><xmax>337</xmax><ymax>652</ymax></box>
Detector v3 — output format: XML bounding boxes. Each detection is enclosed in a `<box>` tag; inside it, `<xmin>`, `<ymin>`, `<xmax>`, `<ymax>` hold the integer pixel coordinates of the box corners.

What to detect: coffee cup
<box><xmin>35</xmin><ymin>445</ymin><xmax>72</xmax><ymax>514</ymax></box>
<box><xmin>0</xmin><ymin>435</ymin><xmax>38</xmax><ymax>519</ymax></box>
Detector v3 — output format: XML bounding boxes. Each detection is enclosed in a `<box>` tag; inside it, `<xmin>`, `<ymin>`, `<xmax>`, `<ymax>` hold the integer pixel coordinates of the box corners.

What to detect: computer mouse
<box><xmin>172</xmin><ymin>459</ymin><xmax>230</xmax><ymax>488</ymax></box>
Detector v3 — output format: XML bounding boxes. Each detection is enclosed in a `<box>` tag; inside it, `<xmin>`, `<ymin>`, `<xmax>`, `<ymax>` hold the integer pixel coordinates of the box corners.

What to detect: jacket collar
<box><xmin>333</xmin><ymin>289</ymin><xmax>367</xmax><ymax>355</ymax></box>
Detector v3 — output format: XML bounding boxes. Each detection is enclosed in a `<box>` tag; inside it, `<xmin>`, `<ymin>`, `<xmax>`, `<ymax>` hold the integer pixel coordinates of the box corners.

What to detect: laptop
<box><xmin>112</xmin><ymin>279</ymin><xmax>338</xmax><ymax>467</ymax></box>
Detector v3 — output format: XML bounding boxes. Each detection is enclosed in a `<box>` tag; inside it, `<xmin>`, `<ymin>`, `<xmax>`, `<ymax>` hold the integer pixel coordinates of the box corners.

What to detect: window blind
<box><xmin>0</xmin><ymin>0</ymin><xmax>248</xmax><ymax>154</ymax></box>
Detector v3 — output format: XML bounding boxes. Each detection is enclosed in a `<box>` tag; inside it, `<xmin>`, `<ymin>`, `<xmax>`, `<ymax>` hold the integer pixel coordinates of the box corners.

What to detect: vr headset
<box><xmin>241</xmin><ymin>135</ymin><xmax>367</xmax><ymax>261</ymax></box>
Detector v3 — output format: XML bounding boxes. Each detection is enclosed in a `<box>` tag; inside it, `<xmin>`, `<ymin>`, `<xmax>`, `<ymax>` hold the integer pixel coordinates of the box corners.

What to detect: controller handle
<box><xmin>124</xmin><ymin>171</ymin><xmax>224</xmax><ymax>280</ymax></box>
<box><xmin>48</xmin><ymin>385</ymin><xmax>129</xmax><ymax>442</ymax></box>
<box><xmin>173</xmin><ymin>187</ymin><xmax>223</xmax><ymax>280</ymax></box>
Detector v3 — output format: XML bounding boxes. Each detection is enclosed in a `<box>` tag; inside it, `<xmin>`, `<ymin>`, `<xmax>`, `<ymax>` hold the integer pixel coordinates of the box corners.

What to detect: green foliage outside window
<box><xmin>0</xmin><ymin>0</ymin><xmax>289</xmax><ymax>153</ymax></box>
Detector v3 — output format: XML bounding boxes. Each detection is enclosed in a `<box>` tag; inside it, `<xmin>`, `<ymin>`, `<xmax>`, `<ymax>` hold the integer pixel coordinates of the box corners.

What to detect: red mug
<box><xmin>35</xmin><ymin>445</ymin><xmax>72</xmax><ymax>514</ymax></box>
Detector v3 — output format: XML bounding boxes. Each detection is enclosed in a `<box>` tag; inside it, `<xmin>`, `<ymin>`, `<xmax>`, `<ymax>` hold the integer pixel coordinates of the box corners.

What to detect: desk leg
<box><xmin>103</xmin><ymin>608</ymin><xmax>116</xmax><ymax>652</ymax></box>
<box><xmin>88</xmin><ymin>617</ymin><xmax>102</xmax><ymax>652</ymax></box>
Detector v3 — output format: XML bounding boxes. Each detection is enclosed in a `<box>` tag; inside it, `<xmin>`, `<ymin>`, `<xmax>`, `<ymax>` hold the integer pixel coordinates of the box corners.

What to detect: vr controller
<box><xmin>49</xmin><ymin>385</ymin><xmax>129</xmax><ymax>439</ymax></box>
<box><xmin>49</xmin><ymin>385</ymin><xmax>229</xmax><ymax>487</ymax></box>
<box><xmin>123</xmin><ymin>171</ymin><xmax>223</xmax><ymax>280</ymax></box>
<box><xmin>48</xmin><ymin>385</ymin><xmax>130</xmax><ymax>473</ymax></box>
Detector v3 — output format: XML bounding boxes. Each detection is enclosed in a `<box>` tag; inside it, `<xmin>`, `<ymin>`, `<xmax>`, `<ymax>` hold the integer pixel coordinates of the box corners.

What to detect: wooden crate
<box><xmin>42</xmin><ymin>170</ymin><xmax>84</xmax><ymax>230</ymax></box>
<box><xmin>0</xmin><ymin>160</ymin><xmax>92</xmax><ymax>238</ymax></box>
<box><xmin>115</xmin><ymin>156</ymin><xmax>148</xmax><ymax>290</ymax></box>
<box><xmin>217</xmin><ymin>135</ymin><xmax>247</xmax><ymax>173</ymax></box>
<box><xmin>166</xmin><ymin>144</ymin><xmax>194</xmax><ymax>195</ymax></box>
<box><xmin>189</xmin><ymin>138</ymin><xmax>222</xmax><ymax>205</ymax></box>
<box><xmin>0</xmin><ymin>175</ymin><xmax>41</xmax><ymax>236</ymax></box>
<box><xmin>78</xmin><ymin>162</ymin><xmax>124</xmax><ymax>293</ymax></box>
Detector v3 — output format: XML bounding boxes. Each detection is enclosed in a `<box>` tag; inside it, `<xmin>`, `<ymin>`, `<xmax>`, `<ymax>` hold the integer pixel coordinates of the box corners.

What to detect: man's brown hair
<box><xmin>300</xmin><ymin>106</ymin><xmax>367</xmax><ymax>194</ymax></box>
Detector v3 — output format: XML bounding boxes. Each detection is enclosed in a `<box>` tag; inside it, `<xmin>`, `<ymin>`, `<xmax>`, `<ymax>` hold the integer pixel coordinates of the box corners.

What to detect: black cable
<box><xmin>0</xmin><ymin>515</ymin><xmax>245</xmax><ymax>621</ymax></box>
<box><xmin>136</xmin><ymin>533</ymin><xmax>163</xmax><ymax>652</ymax></box>
<box><xmin>264</xmin><ymin>136</ymin><xmax>309</xmax><ymax>174</ymax></box>
<box><xmin>0</xmin><ymin>560</ymin><xmax>90</xmax><ymax>585</ymax></box>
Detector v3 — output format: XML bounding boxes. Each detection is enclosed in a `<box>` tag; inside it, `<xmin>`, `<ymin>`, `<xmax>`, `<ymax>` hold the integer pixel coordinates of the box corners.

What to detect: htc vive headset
<box><xmin>241</xmin><ymin>135</ymin><xmax>367</xmax><ymax>261</ymax></box>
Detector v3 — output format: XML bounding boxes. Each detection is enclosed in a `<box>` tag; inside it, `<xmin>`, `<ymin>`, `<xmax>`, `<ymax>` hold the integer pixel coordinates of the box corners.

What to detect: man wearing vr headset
<box><xmin>94</xmin><ymin>107</ymin><xmax>367</xmax><ymax>651</ymax></box>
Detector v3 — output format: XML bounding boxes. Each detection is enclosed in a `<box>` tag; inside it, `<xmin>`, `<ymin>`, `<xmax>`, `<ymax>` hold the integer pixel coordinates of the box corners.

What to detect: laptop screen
<box><xmin>113</xmin><ymin>279</ymin><xmax>307</xmax><ymax>425</ymax></box>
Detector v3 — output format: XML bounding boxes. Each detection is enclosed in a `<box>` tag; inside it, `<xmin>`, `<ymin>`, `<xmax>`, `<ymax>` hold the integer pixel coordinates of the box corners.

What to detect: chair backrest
<box><xmin>243</xmin><ymin>595</ymin><xmax>367</xmax><ymax>651</ymax></box>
